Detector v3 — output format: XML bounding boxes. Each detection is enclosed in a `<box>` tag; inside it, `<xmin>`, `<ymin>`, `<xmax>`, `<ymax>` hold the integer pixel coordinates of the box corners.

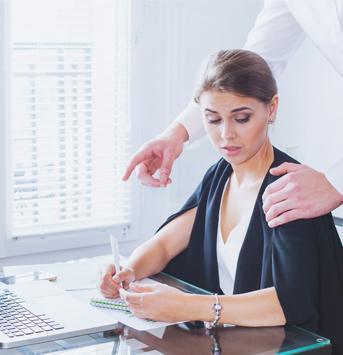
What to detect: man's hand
<box><xmin>263</xmin><ymin>162</ymin><xmax>343</xmax><ymax>228</ymax></box>
<box><xmin>122</xmin><ymin>122</ymin><xmax>188</xmax><ymax>187</ymax></box>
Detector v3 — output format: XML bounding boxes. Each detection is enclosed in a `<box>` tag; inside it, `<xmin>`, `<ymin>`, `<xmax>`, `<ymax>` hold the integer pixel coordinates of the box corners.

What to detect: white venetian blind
<box><xmin>8</xmin><ymin>0</ymin><xmax>131</xmax><ymax>238</ymax></box>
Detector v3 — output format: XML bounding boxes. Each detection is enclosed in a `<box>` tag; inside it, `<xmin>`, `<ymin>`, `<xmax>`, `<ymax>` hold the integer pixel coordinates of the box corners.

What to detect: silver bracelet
<box><xmin>205</xmin><ymin>293</ymin><xmax>222</xmax><ymax>329</ymax></box>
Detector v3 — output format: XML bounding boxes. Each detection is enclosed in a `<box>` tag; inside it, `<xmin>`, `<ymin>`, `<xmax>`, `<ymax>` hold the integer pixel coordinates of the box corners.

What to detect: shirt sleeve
<box><xmin>326</xmin><ymin>157</ymin><xmax>343</xmax><ymax>196</ymax></box>
<box><xmin>285</xmin><ymin>0</ymin><xmax>343</xmax><ymax>76</ymax></box>
<box><xmin>175</xmin><ymin>99</ymin><xmax>205</xmax><ymax>144</ymax></box>
<box><xmin>243</xmin><ymin>0</ymin><xmax>306</xmax><ymax>77</ymax></box>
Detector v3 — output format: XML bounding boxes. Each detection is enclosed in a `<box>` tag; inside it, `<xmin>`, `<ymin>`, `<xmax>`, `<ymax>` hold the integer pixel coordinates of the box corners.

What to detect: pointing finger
<box><xmin>122</xmin><ymin>148</ymin><xmax>151</xmax><ymax>181</ymax></box>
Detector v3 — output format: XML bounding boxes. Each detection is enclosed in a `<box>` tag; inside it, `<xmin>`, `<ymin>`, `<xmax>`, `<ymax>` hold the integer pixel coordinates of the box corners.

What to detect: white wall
<box><xmin>129</xmin><ymin>0</ymin><xmax>264</xmax><ymax>246</ymax></box>
<box><xmin>4</xmin><ymin>0</ymin><xmax>342</xmax><ymax>265</ymax></box>
<box><xmin>130</xmin><ymin>0</ymin><xmax>343</xmax><ymax>247</ymax></box>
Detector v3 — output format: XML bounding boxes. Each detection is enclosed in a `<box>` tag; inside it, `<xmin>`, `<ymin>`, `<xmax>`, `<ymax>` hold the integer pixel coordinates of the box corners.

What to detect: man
<box><xmin>122</xmin><ymin>0</ymin><xmax>343</xmax><ymax>228</ymax></box>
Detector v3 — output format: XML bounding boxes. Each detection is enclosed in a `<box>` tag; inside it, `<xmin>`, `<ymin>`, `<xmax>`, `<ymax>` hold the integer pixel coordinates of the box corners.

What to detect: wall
<box><xmin>3</xmin><ymin>0</ymin><xmax>342</xmax><ymax>265</ymax></box>
<box><xmin>129</xmin><ymin>0</ymin><xmax>264</xmax><ymax>246</ymax></box>
<box><xmin>130</xmin><ymin>0</ymin><xmax>343</xmax><ymax>247</ymax></box>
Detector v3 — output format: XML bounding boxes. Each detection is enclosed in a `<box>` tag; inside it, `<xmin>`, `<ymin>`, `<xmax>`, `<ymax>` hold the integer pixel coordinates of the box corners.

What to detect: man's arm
<box><xmin>326</xmin><ymin>158</ymin><xmax>343</xmax><ymax>197</ymax></box>
<box><xmin>243</xmin><ymin>0</ymin><xmax>305</xmax><ymax>76</ymax></box>
<box><xmin>174</xmin><ymin>100</ymin><xmax>205</xmax><ymax>144</ymax></box>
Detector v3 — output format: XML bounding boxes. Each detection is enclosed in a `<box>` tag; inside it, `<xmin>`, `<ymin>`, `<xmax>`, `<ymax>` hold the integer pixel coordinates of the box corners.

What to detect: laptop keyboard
<box><xmin>0</xmin><ymin>288</ymin><xmax>64</xmax><ymax>338</ymax></box>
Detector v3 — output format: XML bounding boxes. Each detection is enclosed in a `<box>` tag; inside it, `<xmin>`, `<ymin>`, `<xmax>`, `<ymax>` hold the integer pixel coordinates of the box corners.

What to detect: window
<box><xmin>4</xmin><ymin>0</ymin><xmax>131</xmax><ymax>243</ymax></box>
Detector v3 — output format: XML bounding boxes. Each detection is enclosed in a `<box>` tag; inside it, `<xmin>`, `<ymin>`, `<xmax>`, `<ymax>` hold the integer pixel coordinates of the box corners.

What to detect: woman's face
<box><xmin>199</xmin><ymin>90</ymin><xmax>278</xmax><ymax>166</ymax></box>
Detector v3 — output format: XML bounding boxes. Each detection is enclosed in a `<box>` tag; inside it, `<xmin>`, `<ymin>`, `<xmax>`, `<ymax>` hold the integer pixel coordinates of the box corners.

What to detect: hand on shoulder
<box><xmin>262</xmin><ymin>162</ymin><xmax>343</xmax><ymax>227</ymax></box>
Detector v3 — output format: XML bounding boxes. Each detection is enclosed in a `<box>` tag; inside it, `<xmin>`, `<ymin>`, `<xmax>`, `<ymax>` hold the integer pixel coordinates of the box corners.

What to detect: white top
<box><xmin>216</xmin><ymin>179</ymin><xmax>256</xmax><ymax>295</ymax></box>
<box><xmin>175</xmin><ymin>0</ymin><xmax>343</xmax><ymax>194</ymax></box>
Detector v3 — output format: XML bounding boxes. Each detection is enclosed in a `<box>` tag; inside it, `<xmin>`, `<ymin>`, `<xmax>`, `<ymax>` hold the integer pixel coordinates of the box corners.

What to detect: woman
<box><xmin>100</xmin><ymin>50</ymin><xmax>343</xmax><ymax>353</ymax></box>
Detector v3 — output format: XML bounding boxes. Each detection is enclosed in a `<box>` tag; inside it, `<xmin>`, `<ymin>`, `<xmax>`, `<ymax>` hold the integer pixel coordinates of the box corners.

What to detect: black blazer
<box><xmin>159</xmin><ymin>147</ymin><xmax>343</xmax><ymax>353</ymax></box>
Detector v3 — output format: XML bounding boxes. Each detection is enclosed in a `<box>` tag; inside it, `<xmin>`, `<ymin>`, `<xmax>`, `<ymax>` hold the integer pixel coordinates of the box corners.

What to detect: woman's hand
<box><xmin>99</xmin><ymin>264</ymin><xmax>135</xmax><ymax>298</ymax></box>
<box><xmin>121</xmin><ymin>283</ymin><xmax>190</xmax><ymax>322</ymax></box>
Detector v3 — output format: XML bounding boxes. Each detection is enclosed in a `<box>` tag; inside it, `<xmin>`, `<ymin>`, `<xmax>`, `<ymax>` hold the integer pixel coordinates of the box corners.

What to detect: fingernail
<box><xmin>268</xmin><ymin>221</ymin><xmax>276</xmax><ymax>228</ymax></box>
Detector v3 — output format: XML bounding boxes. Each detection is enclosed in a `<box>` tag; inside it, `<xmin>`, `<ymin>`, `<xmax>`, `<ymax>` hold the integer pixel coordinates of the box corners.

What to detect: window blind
<box><xmin>8</xmin><ymin>0</ymin><xmax>131</xmax><ymax>238</ymax></box>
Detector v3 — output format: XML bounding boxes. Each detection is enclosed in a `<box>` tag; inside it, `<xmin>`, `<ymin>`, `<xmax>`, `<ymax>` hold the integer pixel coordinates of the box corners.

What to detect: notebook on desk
<box><xmin>0</xmin><ymin>280</ymin><xmax>118</xmax><ymax>349</ymax></box>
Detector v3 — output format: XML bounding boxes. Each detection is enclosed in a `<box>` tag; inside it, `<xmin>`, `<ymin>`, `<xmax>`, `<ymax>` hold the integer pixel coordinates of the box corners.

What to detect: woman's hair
<box><xmin>194</xmin><ymin>49</ymin><xmax>277</xmax><ymax>104</ymax></box>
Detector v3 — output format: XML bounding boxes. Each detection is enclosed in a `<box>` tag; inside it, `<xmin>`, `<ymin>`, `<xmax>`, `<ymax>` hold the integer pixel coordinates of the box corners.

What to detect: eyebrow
<box><xmin>204</xmin><ymin>106</ymin><xmax>252</xmax><ymax>114</ymax></box>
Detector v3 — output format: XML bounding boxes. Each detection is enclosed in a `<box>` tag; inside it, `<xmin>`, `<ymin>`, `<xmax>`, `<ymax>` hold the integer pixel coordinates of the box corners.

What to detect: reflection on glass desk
<box><xmin>0</xmin><ymin>324</ymin><xmax>331</xmax><ymax>355</ymax></box>
<box><xmin>0</xmin><ymin>271</ymin><xmax>331</xmax><ymax>354</ymax></box>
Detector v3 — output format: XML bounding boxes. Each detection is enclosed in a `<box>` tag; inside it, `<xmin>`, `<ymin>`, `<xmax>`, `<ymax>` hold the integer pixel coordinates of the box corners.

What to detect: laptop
<box><xmin>0</xmin><ymin>280</ymin><xmax>118</xmax><ymax>349</ymax></box>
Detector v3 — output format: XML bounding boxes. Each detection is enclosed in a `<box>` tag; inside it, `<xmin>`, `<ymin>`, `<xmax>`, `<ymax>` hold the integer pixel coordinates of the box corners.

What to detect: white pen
<box><xmin>109</xmin><ymin>234</ymin><xmax>121</xmax><ymax>282</ymax></box>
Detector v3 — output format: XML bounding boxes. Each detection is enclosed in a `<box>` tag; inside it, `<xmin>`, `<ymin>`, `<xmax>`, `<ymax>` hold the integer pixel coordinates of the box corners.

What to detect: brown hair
<box><xmin>194</xmin><ymin>49</ymin><xmax>277</xmax><ymax>104</ymax></box>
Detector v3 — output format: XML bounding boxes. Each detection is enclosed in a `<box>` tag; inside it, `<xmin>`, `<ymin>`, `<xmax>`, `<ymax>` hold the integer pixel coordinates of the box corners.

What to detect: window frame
<box><xmin>0</xmin><ymin>0</ymin><xmax>133</xmax><ymax>259</ymax></box>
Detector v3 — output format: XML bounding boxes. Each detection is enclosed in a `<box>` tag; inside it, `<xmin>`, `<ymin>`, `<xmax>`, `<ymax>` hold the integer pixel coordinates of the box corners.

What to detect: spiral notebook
<box><xmin>87</xmin><ymin>288</ymin><xmax>177</xmax><ymax>331</ymax></box>
<box><xmin>90</xmin><ymin>297</ymin><xmax>131</xmax><ymax>314</ymax></box>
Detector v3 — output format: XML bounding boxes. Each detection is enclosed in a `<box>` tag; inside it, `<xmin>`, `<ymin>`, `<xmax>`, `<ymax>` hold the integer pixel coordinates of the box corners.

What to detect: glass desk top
<box><xmin>0</xmin><ymin>271</ymin><xmax>331</xmax><ymax>354</ymax></box>
<box><xmin>0</xmin><ymin>324</ymin><xmax>330</xmax><ymax>355</ymax></box>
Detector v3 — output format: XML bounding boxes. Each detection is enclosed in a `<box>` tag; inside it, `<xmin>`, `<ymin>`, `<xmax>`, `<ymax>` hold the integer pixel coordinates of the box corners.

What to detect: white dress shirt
<box><xmin>217</xmin><ymin>213</ymin><xmax>251</xmax><ymax>295</ymax></box>
<box><xmin>216</xmin><ymin>179</ymin><xmax>255</xmax><ymax>295</ymax></box>
<box><xmin>175</xmin><ymin>0</ymin><xmax>343</xmax><ymax>194</ymax></box>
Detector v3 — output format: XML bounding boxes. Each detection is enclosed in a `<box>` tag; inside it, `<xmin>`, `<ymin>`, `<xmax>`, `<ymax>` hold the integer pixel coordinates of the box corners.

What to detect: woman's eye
<box><xmin>235</xmin><ymin>114</ymin><xmax>250</xmax><ymax>124</ymax></box>
<box><xmin>207</xmin><ymin>118</ymin><xmax>221</xmax><ymax>125</ymax></box>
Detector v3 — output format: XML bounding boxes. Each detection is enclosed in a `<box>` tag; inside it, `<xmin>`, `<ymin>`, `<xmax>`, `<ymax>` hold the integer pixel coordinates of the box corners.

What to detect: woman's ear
<box><xmin>268</xmin><ymin>95</ymin><xmax>279</xmax><ymax>123</ymax></box>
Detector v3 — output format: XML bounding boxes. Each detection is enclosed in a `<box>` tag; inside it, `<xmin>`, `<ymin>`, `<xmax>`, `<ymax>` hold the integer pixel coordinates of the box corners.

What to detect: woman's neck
<box><xmin>231</xmin><ymin>140</ymin><xmax>274</xmax><ymax>187</ymax></box>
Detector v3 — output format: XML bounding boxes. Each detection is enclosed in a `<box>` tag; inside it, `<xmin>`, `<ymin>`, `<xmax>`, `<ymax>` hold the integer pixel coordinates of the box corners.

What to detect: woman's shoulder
<box><xmin>202</xmin><ymin>158</ymin><xmax>231</xmax><ymax>184</ymax></box>
<box><xmin>271</xmin><ymin>146</ymin><xmax>300</xmax><ymax>167</ymax></box>
<box><xmin>193</xmin><ymin>158</ymin><xmax>232</xmax><ymax>200</ymax></box>
<box><xmin>266</xmin><ymin>147</ymin><xmax>301</xmax><ymax>185</ymax></box>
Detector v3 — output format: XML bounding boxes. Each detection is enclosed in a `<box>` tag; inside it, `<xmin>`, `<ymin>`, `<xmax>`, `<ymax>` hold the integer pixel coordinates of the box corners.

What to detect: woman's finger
<box><xmin>129</xmin><ymin>304</ymin><xmax>147</xmax><ymax>319</ymax></box>
<box><xmin>130</xmin><ymin>283</ymin><xmax>156</xmax><ymax>293</ymax></box>
<box><xmin>120</xmin><ymin>289</ymin><xmax>144</xmax><ymax>305</ymax></box>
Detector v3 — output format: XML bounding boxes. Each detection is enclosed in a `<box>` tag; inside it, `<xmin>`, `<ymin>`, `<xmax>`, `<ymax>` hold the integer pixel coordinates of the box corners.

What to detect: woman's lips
<box><xmin>221</xmin><ymin>146</ymin><xmax>242</xmax><ymax>157</ymax></box>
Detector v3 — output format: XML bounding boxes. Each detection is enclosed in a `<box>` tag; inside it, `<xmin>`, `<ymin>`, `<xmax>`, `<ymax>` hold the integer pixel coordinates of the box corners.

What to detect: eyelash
<box><xmin>208</xmin><ymin>118</ymin><xmax>221</xmax><ymax>125</ymax></box>
<box><xmin>207</xmin><ymin>114</ymin><xmax>251</xmax><ymax>125</ymax></box>
<box><xmin>235</xmin><ymin>115</ymin><xmax>250</xmax><ymax>124</ymax></box>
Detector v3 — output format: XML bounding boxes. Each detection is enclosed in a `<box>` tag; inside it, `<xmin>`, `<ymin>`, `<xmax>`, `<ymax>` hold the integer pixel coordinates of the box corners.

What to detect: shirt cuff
<box><xmin>175</xmin><ymin>100</ymin><xmax>205</xmax><ymax>144</ymax></box>
<box><xmin>326</xmin><ymin>158</ymin><xmax>343</xmax><ymax>196</ymax></box>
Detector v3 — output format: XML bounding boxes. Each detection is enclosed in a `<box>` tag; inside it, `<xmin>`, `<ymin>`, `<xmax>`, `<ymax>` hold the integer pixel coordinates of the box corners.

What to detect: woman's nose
<box><xmin>221</xmin><ymin>121</ymin><xmax>236</xmax><ymax>140</ymax></box>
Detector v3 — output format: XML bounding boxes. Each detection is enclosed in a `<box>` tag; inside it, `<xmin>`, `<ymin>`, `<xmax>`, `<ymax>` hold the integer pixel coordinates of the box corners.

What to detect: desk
<box><xmin>0</xmin><ymin>255</ymin><xmax>332</xmax><ymax>354</ymax></box>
